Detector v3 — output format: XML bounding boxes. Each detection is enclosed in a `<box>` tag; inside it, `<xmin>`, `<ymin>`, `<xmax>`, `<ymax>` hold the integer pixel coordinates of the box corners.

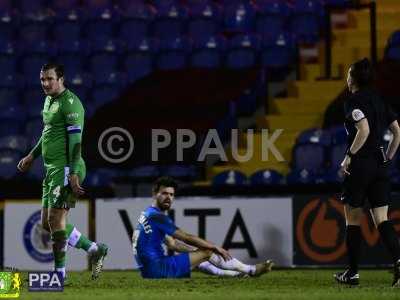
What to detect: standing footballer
<box><xmin>17</xmin><ymin>63</ymin><xmax>108</xmax><ymax>280</ymax></box>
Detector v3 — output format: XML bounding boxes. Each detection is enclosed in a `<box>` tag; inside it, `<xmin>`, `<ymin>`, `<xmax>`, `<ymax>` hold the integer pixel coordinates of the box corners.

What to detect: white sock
<box><xmin>198</xmin><ymin>261</ymin><xmax>241</xmax><ymax>277</ymax></box>
<box><xmin>209</xmin><ymin>254</ymin><xmax>256</xmax><ymax>275</ymax></box>
<box><xmin>88</xmin><ymin>243</ymin><xmax>98</xmax><ymax>254</ymax></box>
<box><xmin>56</xmin><ymin>267</ymin><xmax>66</xmax><ymax>279</ymax></box>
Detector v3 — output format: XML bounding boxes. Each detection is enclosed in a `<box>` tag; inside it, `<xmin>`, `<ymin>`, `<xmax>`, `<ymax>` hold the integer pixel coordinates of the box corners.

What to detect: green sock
<box><xmin>51</xmin><ymin>230</ymin><xmax>67</xmax><ymax>270</ymax></box>
<box><xmin>66</xmin><ymin>223</ymin><xmax>95</xmax><ymax>252</ymax></box>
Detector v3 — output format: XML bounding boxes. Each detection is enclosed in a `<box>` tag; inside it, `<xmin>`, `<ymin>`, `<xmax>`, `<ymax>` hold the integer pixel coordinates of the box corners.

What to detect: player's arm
<box><xmin>63</xmin><ymin>99</ymin><xmax>85</xmax><ymax>196</ymax></box>
<box><xmin>387</xmin><ymin>120</ymin><xmax>400</xmax><ymax>160</ymax></box>
<box><xmin>165</xmin><ymin>235</ymin><xmax>196</xmax><ymax>253</ymax></box>
<box><xmin>17</xmin><ymin>137</ymin><xmax>42</xmax><ymax>172</ymax></box>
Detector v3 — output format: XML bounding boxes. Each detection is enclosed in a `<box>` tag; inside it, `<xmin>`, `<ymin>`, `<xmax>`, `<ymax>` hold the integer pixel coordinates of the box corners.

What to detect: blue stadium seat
<box><xmin>0</xmin><ymin>149</ymin><xmax>19</xmax><ymax>180</ymax></box>
<box><xmin>329</xmin><ymin>125</ymin><xmax>347</xmax><ymax>145</ymax></box>
<box><xmin>18</xmin><ymin>0</ymin><xmax>47</xmax><ymax>16</ymax></box>
<box><xmin>52</xmin><ymin>21</ymin><xmax>82</xmax><ymax>41</ymax></box>
<box><xmin>27</xmin><ymin>157</ymin><xmax>45</xmax><ymax>180</ymax></box>
<box><xmin>50</xmin><ymin>0</ymin><xmax>81</xmax><ymax>13</ymax></box>
<box><xmin>0</xmin><ymin>0</ymin><xmax>11</xmax><ymax>13</ymax></box>
<box><xmin>296</xmin><ymin>128</ymin><xmax>331</xmax><ymax>147</ymax></box>
<box><xmin>118</xmin><ymin>3</ymin><xmax>155</xmax><ymax>42</ymax></box>
<box><xmin>0</xmin><ymin>88</ymin><xmax>19</xmax><ymax>111</ymax></box>
<box><xmin>187</xmin><ymin>1</ymin><xmax>222</xmax><ymax>39</ymax></box>
<box><xmin>156</xmin><ymin>36</ymin><xmax>191</xmax><ymax>70</ymax></box>
<box><xmin>57</xmin><ymin>54</ymin><xmax>85</xmax><ymax>79</ymax></box>
<box><xmin>57</xmin><ymin>39</ymin><xmax>91</xmax><ymax>56</ymax></box>
<box><xmin>89</xmin><ymin>38</ymin><xmax>120</xmax><ymax>84</ymax></box>
<box><xmin>329</xmin><ymin>143</ymin><xmax>347</xmax><ymax>170</ymax></box>
<box><xmin>290</xmin><ymin>0</ymin><xmax>322</xmax><ymax>44</ymax></box>
<box><xmin>0</xmin><ymin>72</ymin><xmax>19</xmax><ymax>88</ymax></box>
<box><xmin>19</xmin><ymin>21</ymin><xmax>48</xmax><ymax>44</ymax></box>
<box><xmin>261</xmin><ymin>32</ymin><xmax>295</xmax><ymax>69</ymax></box>
<box><xmin>68</xmin><ymin>85</ymin><xmax>89</xmax><ymax>102</ymax></box>
<box><xmin>249</xmin><ymin>169</ymin><xmax>284</xmax><ymax>185</ymax></box>
<box><xmin>25</xmin><ymin>117</ymin><xmax>43</xmax><ymax>138</ymax></box>
<box><xmin>0</xmin><ymin>135</ymin><xmax>28</xmax><ymax>153</ymax></box>
<box><xmin>124</xmin><ymin>38</ymin><xmax>158</xmax><ymax>83</ymax></box>
<box><xmin>85</xmin><ymin>168</ymin><xmax>117</xmax><ymax>187</ymax></box>
<box><xmin>66</xmin><ymin>73</ymin><xmax>93</xmax><ymax>89</ymax></box>
<box><xmin>292</xmin><ymin>143</ymin><xmax>325</xmax><ymax>172</ymax></box>
<box><xmin>152</xmin><ymin>3</ymin><xmax>188</xmax><ymax>40</ymax></box>
<box><xmin>85</xmin><ymin>11</ymin><xmax>117</xmax><ymax>42</ymax></box>
<box><xmin>224</xmin><ymin>2</ymin><xmax>256</xmax><ymax>33</ymax></box>
<box><xmin>21</xmin><ymin>54</ymin><xmax>49</xmax><ymax>87</ymax></box>
<box><xmin>82</xmin><ymin>0</ymin><xmax>113</xmax><ymax>11</ymax></box>
<box><xmin>152</xmin><ymin>0</ymin><xmax>179</xmax><ymax>9</ymax></box>
<box><xmin>23</xmin><ymin>40</ymin><xmax>56</xmax><ymax>56</ymax></box>
<box><xmin>286</xmin><ymin>168</ymin><xmax>316</xmax><ymax>184</ymax></box>
<box><xmin>0</xmin><ymin>12</ymin><xmax>16</xmax><ymax>42</ymax></box>
<box><xmin>0</xmin><ymin>119</ymin><xmax>22</xmax><ymax>136</ymax></box>
<box><xmin>90</xmin><ymin>84</ymin><xmax>119</xmax><ymax>110</ymax></box>
<box><xmin>24</xmin><ymin>90</ymin><xmax>44</xmax><ymax>118</ymax></box>
<box><xmin>255</xmin><ymin>0</ymin><xmax>291</xmax><ymax>38</ymax></box>
<box><xmin>118</xmin><ymin>0</ymin><xmax>148</xmax><ymax>11</ymax></box>
<box><xmin>190</xmin><ymin>35</ymin><xmax>226</xmax><ymax>68</ymax></box>
<box><xmin>161</xmin><ymin>165</ymin><xmax>197</xmax><ymax>179</ymax></box>
<box><xmin>226</xmin><ymin>33</ymin><xmax>261</xmax><ymax>69</ymax></box>
<box><xmin>0</xmin><ymin>42</ymin><xmax>17</xmax><ymax>76</ymax></box>
<box><xmin>0</xmin><ymin>105</ymin><xmax>26</xmax><ymax>122</ymax></box>
<box><xmin>212</xmin><ymin>170</ymin><xmax>247</xmax><ymax>186</ymax></box>
<box><xmin>129</xmin><ymin>165</ymin><xmax>160</xmax><ymax>179</ymax></box>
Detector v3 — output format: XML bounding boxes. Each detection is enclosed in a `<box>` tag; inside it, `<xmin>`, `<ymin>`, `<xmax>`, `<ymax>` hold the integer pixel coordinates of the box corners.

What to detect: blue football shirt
<box><xmin>133</xmin><ymin>206</ymin><xmax>177</xmax><ymax>268</ymax></box>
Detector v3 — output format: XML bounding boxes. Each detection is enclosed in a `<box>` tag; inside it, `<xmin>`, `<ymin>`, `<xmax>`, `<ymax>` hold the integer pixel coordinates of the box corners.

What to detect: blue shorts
<box><xmin>140</xmin><ymin>253</ymin><xmax>191</xmax><ymax>279</ymax></box>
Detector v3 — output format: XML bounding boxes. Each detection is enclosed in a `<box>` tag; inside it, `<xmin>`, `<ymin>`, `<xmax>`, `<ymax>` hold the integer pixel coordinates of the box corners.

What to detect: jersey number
<box><xmin>53</xmin><ymin>186</ymin><xmax>61</xmax><ymax>198</ymax></box>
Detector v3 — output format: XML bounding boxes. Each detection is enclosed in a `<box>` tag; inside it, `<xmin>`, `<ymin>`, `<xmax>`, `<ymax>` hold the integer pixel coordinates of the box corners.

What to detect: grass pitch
<box><xmin>19</xmin><ymin>269</ymin><xmax>400</xmax><ymax>300</ymax></box>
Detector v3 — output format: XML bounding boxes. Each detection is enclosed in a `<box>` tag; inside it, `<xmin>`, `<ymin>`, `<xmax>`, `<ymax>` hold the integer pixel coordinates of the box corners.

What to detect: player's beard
<box><xmin>157</xmin><ymin>198</ymin><xmax>172</xmax><ymax>211</ymax></box>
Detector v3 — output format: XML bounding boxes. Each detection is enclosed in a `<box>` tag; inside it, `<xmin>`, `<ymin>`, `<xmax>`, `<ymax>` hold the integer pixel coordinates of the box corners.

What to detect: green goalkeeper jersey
<box><xmin>36</xmin><ymin>89</ymin><xmax>85</xmax><ymax>171</ymax></box>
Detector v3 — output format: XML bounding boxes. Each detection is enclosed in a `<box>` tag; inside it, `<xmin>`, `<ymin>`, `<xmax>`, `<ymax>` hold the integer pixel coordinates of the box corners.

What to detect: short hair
<box><xmin>350</xmin><ymin>58</ymin><xmax>373</xmax><ymax>87</ymax></box>
<box><xmin>41</xmin><ymin>63</ymin><xmax>64</xmax><ymax>79</ymax></box>
<box><xmin>152</xmin><ymin>176</ymin><xmax>178</xmax><ymax>194</ymax></box>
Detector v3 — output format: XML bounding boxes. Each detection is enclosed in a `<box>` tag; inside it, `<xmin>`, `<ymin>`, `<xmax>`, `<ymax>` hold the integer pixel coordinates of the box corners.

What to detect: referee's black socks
<box><xmin>346</xmin><ymin>225</ymin><xmax>362</xmax><ymax>274</ymax></box>
<box><xmin>378</xmin><ymin>220</ymin><xmax>400</xmax><ymax>263</ymax></box>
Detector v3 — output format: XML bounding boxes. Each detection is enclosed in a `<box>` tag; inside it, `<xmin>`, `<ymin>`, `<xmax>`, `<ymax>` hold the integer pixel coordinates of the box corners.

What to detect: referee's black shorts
<box><xmin>341</xmin><ymin>154</ymin><xmax>391</xmax><ymax>208</ymax></box>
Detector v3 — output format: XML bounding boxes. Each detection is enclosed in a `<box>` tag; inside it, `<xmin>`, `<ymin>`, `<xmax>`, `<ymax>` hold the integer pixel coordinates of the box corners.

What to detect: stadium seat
<box><xmin>296</xmin><ymin>128</ymin><xmax>331</xmax><ymax>147</ymax></box>
<box><xmin>82</xmin><ymin>0</ymin><xmax>114</xmax><ymax>12</ymax></box>
<box><xmin>52</xmin><ymin>21</ymin><xmax>82</xmax><ymax>41</ymax></box>
<box><xmin>190</xmin><ymin>35</ymin><xmax>226</xmax><ymax>68</ymax></box>
<box><xmin>23</xmin><ymin>40</ymin><xmax>56</xmax><ymax>56</ymax></box>
<box><xmin>0</xmin><ymin>149</ymin><xmax>19</xmax><ymax>180</ymax></box>
<box><xmin>329</xmin><ymin>126</ymin><xmax>347</xmax><ymax>145</ymax></box>
<box><xmin>152</xmin><ymin>3</ymin><xmax>188</xmax><ymax>40</ymax></box>
<box><xmin>286</xmin><ymin>168</ymin><xmax>316</xmax><ymax>184</ymax></box>
<box><xmin>25</xmin><ymin>117</ymin><xmax>43</xmax><ymax>139</ymax></box>
<box><xmin>0</xmin><ymin>72</ymin><xmax>19</xmax><ymax>88</ymax></box>
<box><xmin>249</xmin><ymin>169</ymin><xmax>284</xmax><ymax>185</ymax></box>
<box><xmin>290</xmin><ymin>0</ymin><xmax>322</xmax><ymax>44</ymax></box>
<box><xmin>161</xmin><ymin>165</ymin><xmax>198</xmax><ymax>179</ymax></box>
<box><xmin>0</xmin><ymin>105</ymin><xmax>26</xmax><ymax>123</ymax></box>
<box><xmin>24</xmin><ymin>93</ymin><xmax>44</xmax><ymax>119</ymax></box>
<box><xmin>292</xmin><ymin>143</ymin><xmax>325</xmax><ymax>172</ymax></box>
<box><xmin>187</xmin><ymin>1</ymin><xmax>222</xmax><ymax>39</ymax></box>
<box><xmin>0</xmin><ymin>12</ymin><xmax>16</xmax><ymax>42</ymax></box>
<box><xmin>224</xmin><ymin>2</ymin><xmax>256</xmax><ymax>33</ymax></box>
<box><xmin>85</xmin><ymin>168</ymin><xmax>117</xmax><ymax>187</ymax></box>
<box><xmin>0</xmin><ymin>0</ymin><xmax>11</xmax><ymax>13</ymax></box>
<box><xmin>261</xmin><ymin>32</ymin><xmax>295</xmax><ymax>69</ymax></box>
<box><xmin>124</xmin><ymin>38</ymin><xmax>158</xmax><ymax>83</ymax></box>
<box><xmin>49</xmin><ymin>0</ymin><xmax>80</xmax><ymax>13</ymax></box>
<box><xmin>129</xmin><ymin>165</ymin><xmax>160</xmax><ymax>179</ymax></box>
<box><xmin>226</xmin><ymin>33</ymin><xmax>261</xmax><ymax>69</ymax></box>
<box><xmin>21</xmin><ymin>54</ymin><xmax>49</xmax><ymax>87</ymax></box>
<box><xmin>19</xmin><ymin>21</ymin><xmax>48</xmax><ymax>44</ymax></box>
<box><xmin>255</xmin><ymin>0</ymin><xmax>291</xmax><ymax>38</ymax></box>
<box><xmin>89</xmin><ymin>39</ymin><xmax>120</xmax><ymax>84</ymax></box>
<box><xmin>156</xmin><ymin>36</ymin><xmax>191</xmax><ymax>70</ymax></box>
<box><xmin>27</xmin><ymin>157</ymin><xmax>45</xmax><ymax>180</ymax></box>
<box><xmin>90</xmin><ymin>84</ymin><xmax>120</xmax><ymax>110</ymax></box>
<box><xmin>0</xmin><ymin>119</ymin><xmax>22</xmax><ymax>136</ymax></box>
<box><xmin>0</xmin><ymin>135</ymin><xmax>28</xmax><ymax>153</ymax></box>
<box><xmin>18</xmin><ymin>0</ymin><xmax>47</xmax><ymax>16</ymax></box>
<box><xmin>329</xmin><ymin>143</ymin><xmax>347</xmax><ymax>170</ymax></box>
<box><xmin>85</xmin><ymin>11</ymin><xmax>117</xmax><ymax>42</ymax></box>
<box><xmin>212</xmin><ymin>170</ymin><xmax>247</xmax><ymax>186</ymax></box>
<box><xmin>57</xmin><ymin>39</ymin><xmax>91</xmax><ymax>56</ymax></box>
<box><xmin>0</xmin><ymin>88</ymin><xmax>19</xmax><ymax>111</ymax></box>
<box><xmin>57</xmin><ymin>54</ymin><xmax>85</xmax><ymax>79</ymax></box>
<box><xmin>118</xmin><ymin>3</ymin><xmax>155</xmax><ymax>42</ymax></box>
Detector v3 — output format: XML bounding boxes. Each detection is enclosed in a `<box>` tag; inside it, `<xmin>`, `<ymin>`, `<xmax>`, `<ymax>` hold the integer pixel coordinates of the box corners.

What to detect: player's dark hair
<box><xmin>350</xmin><ymin>58</ymin><xmax>373</xmax><ymax>88</ymax></box>
<box><xmin>152</xmin><ymin>176</ymin><xmax>178</xmax><ymax>193</ymax></box>
<box><xmin>41</xmin><ymin>63</ymin><xmax>65</xmax><ymax>79</ymax></box>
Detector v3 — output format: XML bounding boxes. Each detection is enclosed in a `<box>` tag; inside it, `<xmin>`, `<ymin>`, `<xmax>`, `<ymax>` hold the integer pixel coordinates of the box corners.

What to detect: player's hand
<box><xmin>340</xmin><ymin>155</ymin><xmax>351</xmax><ymax>176</ymax></box>
<box><xmin>68</xmin><ymin>174</ymin><xmax>85</xmax><ymax>197</ymax></box>
<box><xmin>17</xmin><ymin>154</ymin><xmax>34</xmax><ymax>172</ymax></box>
<box><xmin>213</xmin><ymin>246</ymin><xmax>232</xmax><ymax>261</ymax></box>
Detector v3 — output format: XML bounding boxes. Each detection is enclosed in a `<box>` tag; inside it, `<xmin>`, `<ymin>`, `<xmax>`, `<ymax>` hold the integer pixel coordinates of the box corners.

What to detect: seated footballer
<box><xmin>133</xmin><ymin>176</ymin><xmax>273</xmax><ymax>279</ymax></box>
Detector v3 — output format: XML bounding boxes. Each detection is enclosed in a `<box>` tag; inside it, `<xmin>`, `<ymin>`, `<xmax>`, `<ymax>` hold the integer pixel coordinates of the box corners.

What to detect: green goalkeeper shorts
<box><xmin>42</xmin><ymin>164</ymin><xmax>86</xmax><ymax>209</ymax></box>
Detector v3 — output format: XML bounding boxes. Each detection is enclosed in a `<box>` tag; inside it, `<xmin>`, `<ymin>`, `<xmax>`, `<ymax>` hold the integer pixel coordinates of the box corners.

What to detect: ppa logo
<box><xmin>28</xmin><ymin>272</ymin><xmax>64</xmax><ymax>292</ymax></box>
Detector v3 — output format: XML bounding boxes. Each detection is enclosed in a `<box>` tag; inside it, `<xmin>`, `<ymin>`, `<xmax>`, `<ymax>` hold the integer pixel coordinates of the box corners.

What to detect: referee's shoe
<box><xmin>334</xmin><ymin>269</ymin><xmax>359</xmax><ymax>286</ymax></box>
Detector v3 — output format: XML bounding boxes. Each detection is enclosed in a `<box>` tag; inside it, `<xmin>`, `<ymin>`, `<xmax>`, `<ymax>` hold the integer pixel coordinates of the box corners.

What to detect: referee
<box><xmin>334</xmin><ymin>58</ymin><xmax>400</xmax><ymax>286</ymax></box>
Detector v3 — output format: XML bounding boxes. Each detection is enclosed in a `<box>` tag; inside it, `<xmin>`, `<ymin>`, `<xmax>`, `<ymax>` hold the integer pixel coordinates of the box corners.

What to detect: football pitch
<box><xmin>20</xmin><ymin>269</ymin><xmax>400</xmax><ymax>300</ymax></box>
